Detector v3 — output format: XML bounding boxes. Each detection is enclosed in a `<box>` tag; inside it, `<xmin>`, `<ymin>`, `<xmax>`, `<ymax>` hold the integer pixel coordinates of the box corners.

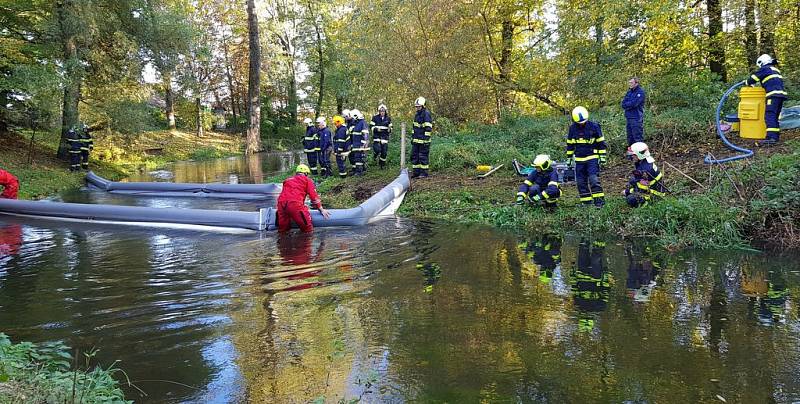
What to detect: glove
<box><xmin>531</xmin><ymin>194</ymin><xmax>541</xmax><ymax>202</ymax></box>
<box><xmin>567</xmin><ymin>156</ymin><xmax>575</xmax><ymax>167</ymax></box>
<box><xmin>599</xmin><ymin>156</ymin><xmax>607</xmax><ymax>166</ymax></box>
<box><xmin>515</xmin><ymin>196</ymin><xmax>525</xmax><ymax>205</ymax></box>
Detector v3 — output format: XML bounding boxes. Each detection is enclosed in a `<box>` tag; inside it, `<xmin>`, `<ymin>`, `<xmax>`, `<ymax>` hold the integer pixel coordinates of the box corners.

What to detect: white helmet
<box><xmin>571</xmin><ymin>106</ymin><xmax>589</xmax><ymax>123</ymax></box>
<box><xmin>303</xmin><ymin>117</ymin><xmax>312</xmax><ymax>125</ymax></box>
<box><xmin>630</xmin><ymin>142</ymin><xmax>651</xmax><ymax>160</ymax></box>
<box><xmin>415</xmin><ymin>97</ymin><xmax>426</xmax><ymax>107</ymax></box>
<box><xmin>756</xmin><ymin>54</ymin><xmax>774</xmax><ymax>68</ymax></box>
<box><xmin>533</xmin><ymin>154</ymin><xmax>552</xmax><ymax>171</ymax></box>
<box><xmin>342</xmin><ymin>109</ymin><xmax>351</xmax><ymax>118</ymax></box>
<box><xmin>316</xmin><ymin>116</ymin><xmax>326</xmax><ymax>127</ymax></box>
<box><xmin>377</xmin><ymin>104</ymin><xmax>387</xmax><ymax>112</ymax></box>
<box><xmin>351</xmin><ymin>109</ymin><xmax>363</xmax><ymax>120</ymax></box>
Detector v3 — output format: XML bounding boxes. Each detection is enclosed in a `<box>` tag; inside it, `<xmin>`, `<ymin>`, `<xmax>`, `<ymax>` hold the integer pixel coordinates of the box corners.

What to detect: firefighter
<box><xmin>0</xmin><ymin>168</ymin><xmax>19</xmax><ymax>199</ymax></box>
<box><xmin>67</xmin><ymin>128</ymin><xmax>82</xmax><ymax>172</ymax></box>
<box><xmin>276</xmin><ymin>164</ymin><xmax>330</xmax><ymax>232</ymax></box>
<box><xmin>370</xmin><ymin>104</ymin><xmax>392</xmax><ymax>169</ymax></box>
<box><xmin>349</xmin><ymin>109</ymin><xmax>369</xmax><ymax>175</ymax></box>
<box><xmin>332</xmin><ymin>115</ymin><xmax>351</xmax><ymax>178</ymax></box>
<box><xmin>621</xmin><ymin>77</ymin><xmax>646</xmax><ymax>147</ymax></box>
<box><xmin>623</xmin><ymin>142</ymin><xmax>667</xmax><ymax>208</ymax></box>
<box><xmin>515</xmin><ymin>154</ymin><xmax>561</xmax><ymax>209</ymax></box>
<box><xmin>317</xmin><ymin>117</ymin><xmax>333</xmax><ymax>178</ymax></box>
<box><xmin>566</xmin><ymin>106</ymin><xmax>607</xmax><ymax>207</ymax></box>
<box><xmin>744</xmin><ymin>54</ymin><xmax>787</xmax><ymax>145</ymax></box>
<box><xmin>572</xmin><ymin>240</ymin><xmax>610</xmax><ymax>332</ymax></box>
<box><xmin>302</xmin><ymin>117</ymin><xmax>319</xmax><ymax>175</ymax></box>
<box><xmin>78</xmin><ymin>123</ymin><xmax>93</xmax><ymax>170</ymax></box>
<box><xmin>411</xmin><ymin>96</ymin><xmax>433</xmax><ymax>178</ymax></box>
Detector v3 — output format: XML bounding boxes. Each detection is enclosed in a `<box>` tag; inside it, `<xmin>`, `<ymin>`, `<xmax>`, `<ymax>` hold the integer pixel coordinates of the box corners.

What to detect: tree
<box><xmin>246</xmin><ymin>0</ymin><xmax>262</xmax><ymax>154</ymax></box>
<box><xmin>707</xmin><ymin>0</ymin><xmax>726</xmax><ymax>81</ymax></box>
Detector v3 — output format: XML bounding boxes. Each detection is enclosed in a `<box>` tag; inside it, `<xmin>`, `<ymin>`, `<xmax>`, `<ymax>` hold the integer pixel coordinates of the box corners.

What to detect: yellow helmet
<box><xmin>332</xmin><ymin>115</ymin><xmax>345</xmax><ymax>125</ymax></box>
<box><xmin>571</xmin><ymin>106</ymin><xmax>589</xmax><ymax>123</ymax></box>
<box><xmin>296</xmin><ymin>164</ymin><xmax>311</xmax><ymax>174</ymax></box>
<box><xmin>533</xmin><ymin>154</ymin><xmax>552</xmax><ymax>171</ymax></box>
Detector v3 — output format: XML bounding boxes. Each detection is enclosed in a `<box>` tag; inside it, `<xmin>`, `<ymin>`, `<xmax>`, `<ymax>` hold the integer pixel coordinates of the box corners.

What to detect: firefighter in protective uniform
<box><xmin>67</xmin><ymin>128</ymin><xmax>83</xmax><ymax>171</ymax></box>
<box><xmin>349</xmin><ymin>109</ymin><xmax>369</xmax><ymax>175</ymax></box>
<box><xmin>316</xmin><ymin>117</ymin><xmax>333</xmax><ymax>177</ymax></box>
<box><xmin>566</xmin><ymin>106</ymin><xmax>607</xmax><ymax>207</ymax></box>
<box><xmin>370</xmin><ymin>104</ymin><xmax>392</xmax><ymax>169</ymax></box>
<box><xmin>0</xmin><ymin>168</ymin><xmax>19</xmax><ymax>199</ymax></box>
<box><xmin>515</xmin><ymin>154</ymin><xmax>561</xmax><ymax>209</ymax></box>
<box><xmin>744</xmin><ymin>54</ymin><xmax>787</xmax><ymax>145</ymax></box>
<box><xmin>623</xmin><ymin>142</ymin><xmax>667</xmax><ymax>207</ymax></box>
<box><xmin>78</xmin><ymin>123</ymin><xmax>93</xmax><ymax>170</ymax></box>
<box><xmin>332</xmin><ymin>115</ymin><xmax>351</xmax><ymax>178</ymax></box>
<box><xmin>276</xmin><ymin>164</ymin><xmax>330</xmax><ymax>232</ymax></box>
<box><xmin>411</xmin><ymin>97</ymin><xmax>433</xmax><ymax>178</ymax></box>
<box><xmin>302</xmin><ymin>118</ymin><xmax>319</xmax><ymax>175</ymax></box>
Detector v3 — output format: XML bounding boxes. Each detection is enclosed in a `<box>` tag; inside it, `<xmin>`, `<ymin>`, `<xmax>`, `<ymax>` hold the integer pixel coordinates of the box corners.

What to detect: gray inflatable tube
<box><xmin>0</xmin><ymin>170</ymin><xmax>410</xmax><ymax>232</ymax></box>
<box><xmin>86</xmin><ymin>171</ymin><xmax>282</xmax><ymax>199</ymax></box>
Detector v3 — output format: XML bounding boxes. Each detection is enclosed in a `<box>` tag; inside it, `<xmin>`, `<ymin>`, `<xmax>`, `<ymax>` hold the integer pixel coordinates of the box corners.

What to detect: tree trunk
<box><xmin>56</xmin><ymin>0</ymin><xmax>81</xmax><ymax>160</ymax></box>
<box><xmin>594</xmin><ymin>15</ymin><xmax>604</xmax><ymax>65</ymax></box>
<box><xmin>336</xmin><ymin>96</ymin><xmax>343</xmax><ymax>114</ymax></box>
<box><xmin>288</xmin><ymin>61</ymin><xmax>298</xmax><ymax>123</ymax></box>
<box><xmin>164</xmin><ymin>72</ymin><xmax>176</xmax><ymax>130</ymax></box>
<box><xmin>707</xmin><ymin>0</ymin><xmax>727</xmax><ymax>81</ymax></box>
<box><xmin>744</xmin><ymin>0</ymin><xmax>758</xmax><ymax>65</ymax></box>
<box><xmin>309</xmin><ymin>5</ymin><xmax>325</xmax><ymax>119</ymax></box>
<box><xmin>222</xmin><ymin>39</ymin><xmax>239</xmax><ymax>126</ymax></box>
<box><xmin>498</xmin><ymin>18</ymin><xmax>514</xmax><ymax>110</ymax></box>
<box><xmin>195</xmin><ymin>97</ymin><xmax>203</xmax><ymax>137</ymax></box>
<box><xmin>246</xmin><ymin>0</ymin><xmax>262</xmax><ymax>154</ymax></box>
<box><xmin>758</xmin><ymin>0</ymin><xmax>775</xmax><ymax>56</ymax></box>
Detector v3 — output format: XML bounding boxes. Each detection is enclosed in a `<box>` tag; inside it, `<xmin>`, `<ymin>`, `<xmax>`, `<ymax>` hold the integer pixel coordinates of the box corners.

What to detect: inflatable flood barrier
<box><xmin>86</xmin><ymin>171</ymin><xmax>282</xmax><ymax>200</ymax></box>
<box><xmin>0</xmin><ymin>170</ymin><xmax>410</xmax><ymax>232</ymax></box>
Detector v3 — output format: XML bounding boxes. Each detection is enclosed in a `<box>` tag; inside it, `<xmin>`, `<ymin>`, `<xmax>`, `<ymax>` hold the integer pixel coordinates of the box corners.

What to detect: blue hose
<box><xmin>704</xmin><ymin>81</ymin><xmax>753</xmax><ymax>164</ymax></box>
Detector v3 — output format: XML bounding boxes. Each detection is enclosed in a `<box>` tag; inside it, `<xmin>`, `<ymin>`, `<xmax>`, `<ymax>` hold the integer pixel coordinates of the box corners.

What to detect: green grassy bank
<box><xmin>317</xmin><ymin>110</ymin><xmax>800</xmax><ymax>251</ymax></box>
<box><xmin>1</xmin><ymin>129</ymin><xmax>243</xmax><ymax>199</ymax></box>
<box><xmin>0</xmin><ymin>333</ymin><xmax>130</xmax><ymax>403</ymax></box>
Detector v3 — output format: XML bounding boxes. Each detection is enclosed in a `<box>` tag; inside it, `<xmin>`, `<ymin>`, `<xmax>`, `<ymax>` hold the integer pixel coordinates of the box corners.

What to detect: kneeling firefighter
<box><xmin>623</xmin><ymin>142</ymin><xmax>667</xmax><ymax>208</ymax></box>
<box><xmin>515</xmin><ymin>154</ymin><xmax>561</xmax><ymax>208</ymax></box>
<box><xmin>277</xmin><ymin>164</ymin><xmax>330</xmax><ymax>232</ymax></box>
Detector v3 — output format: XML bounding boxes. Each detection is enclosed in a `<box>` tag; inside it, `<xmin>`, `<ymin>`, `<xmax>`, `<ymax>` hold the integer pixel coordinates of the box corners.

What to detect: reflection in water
<box><xmin>2</xmin><ymin>209</ymin><xmax>800</xmax><ymax>402</ymax></box>
<box><xmin>0</xmin><ymin>224</ymin><xmax>22</xmax><ymax>258</ymax></box>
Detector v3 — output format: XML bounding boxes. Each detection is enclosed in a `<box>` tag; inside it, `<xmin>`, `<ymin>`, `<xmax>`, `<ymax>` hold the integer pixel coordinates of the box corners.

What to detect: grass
<box><xmin>1</xmin><ymin>128</ymin><xmax>244</xmax><ymax>199</ymax></box>
<box><xmin>0</xmin><ymin>333</ymin><xmax>131</xmax><ymax>403</ymax></box>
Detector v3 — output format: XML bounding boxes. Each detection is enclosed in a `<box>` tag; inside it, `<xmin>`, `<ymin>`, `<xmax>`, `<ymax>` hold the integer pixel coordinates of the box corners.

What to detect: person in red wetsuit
<box><xmin>277</xmin><ymin>164</ymin><xmax>330</xmax><ymax>232</ymax></box>
<box><xmin>0</xmin><ymin>169</ymin><xmax>19</xmax><ymax>199</ymax></box>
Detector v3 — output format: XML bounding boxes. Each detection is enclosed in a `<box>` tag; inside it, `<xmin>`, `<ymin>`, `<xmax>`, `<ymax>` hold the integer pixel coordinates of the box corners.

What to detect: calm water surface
<box><xmin>1</xmin><ymin>154</ymin><xmax>799</xmax><ymax>403</ymax></box>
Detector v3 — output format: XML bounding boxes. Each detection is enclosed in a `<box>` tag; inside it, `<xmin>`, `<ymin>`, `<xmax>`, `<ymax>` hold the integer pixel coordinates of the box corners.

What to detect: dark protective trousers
<box><xmin>575</xmin><ymin>159</ymin><xmax>604</xmax><ymax>206</ymax></box>
<box><xmin>80</xmin><ymin>150</ymin><xmax>90</xmax><ymax>169</ymax></box>
<box><xmin>373</xmin><ymin>138</ymin><xmax>388</xmax><ymax>168</ymax></box>
<box><xmin>69</xmin><ymin>152</ymin><xmax>81</xmax><ymax>171</ymax></box>
<box><xmin>336</xmin><ymin>153</ymin><xmax>349</xmax><ymax>178</ymax></box>
<box><xmin>277</xmin><ymin>200</ymin><xmax>313</xmax><ymax>233</ymax></box>
<box><xmin>305</xmin><ymin>152</ymin><xmax>319</xmax><ymax>175</ymax></box>
<box><xmin>318</xmin><ymin>147</ymin><xmax>332</xmax><ymax>177</ymax></box>
<box><xmin>766</xmin><ymin>97</ymin><xmax>784</xmax><ymax>141</ymax></box>
<box><xmin>411</xmin><ymin>143</ymin><xmax>430</xmax><ymax>177</ymax></box>
<box><xmin>626</xmin><ymin>118</ymin><xmax>644</xmax><ymax>146</ymax></box>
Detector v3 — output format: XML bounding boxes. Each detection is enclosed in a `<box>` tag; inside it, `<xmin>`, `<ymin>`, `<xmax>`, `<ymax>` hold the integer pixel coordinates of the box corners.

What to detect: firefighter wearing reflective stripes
<box><xmin>572</xmin><ymin>240</ymin><xmax>610</xmax><ymax>332</ymax></box>
<box><xmin>624</xmin><ymin>142</ymin><xmax>667</xmax><ymax>208</ymax></box>
<box><xmin>332</xmin><ymin>115</ymin><xmax>351</xmax><ymax>178</ymax></box>
<box><xmin>745</xmin><ymin>54</ymin><xmax>787</xmax><ymax>144</ymax></box>
<box><xmin>317</xmin><ymin>118</ymin><xmax>333</xmax><ymax>177</ymax></box>
<box><xmin>349</xmin><ymin>109</ymin><xmax>369</xmax><ymax>176</ymax></box>
<box><xmin>67</xmin><ymin>128</ymin><xmax>82</xmax><ymax>171</ymax></box>
<box><xmin>516</xmin><ymin>154</ymin><xmax>561</xmax><ymax>209</ymax></box>
<box><xmin>302</xmin><ymin>118</ymin><xmax>319</xmax><ymax>175</ymax></box>
<box><xmin>566</xmin><ymin>106</ymin><xmax>606</xmax><ymax>207</ymax></box>
<box><xmin>411</xmin><ymin>97</ymin><xmax>433</xmax><ymax>178</ymax></box>
<box><xmin>370</xmin><ymin>105</ymin><xmax>392</xmax><ymax>169</ymax></box>
<box><xmin>78</xmin><ymin>124</ymin><xmax>93</xmax><ymax>170</ymax></box>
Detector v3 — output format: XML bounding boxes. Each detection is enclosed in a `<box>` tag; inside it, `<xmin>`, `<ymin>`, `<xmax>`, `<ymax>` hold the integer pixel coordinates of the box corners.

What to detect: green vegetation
<box><xmin>0</xmin><ymin>333</ymin><xmax>130</xmax><ymax>403</ymax></box>
<box><xmin>1</xmin><ymin>129</ymin><xmax>243</xmax><ymax>200</ymax></box>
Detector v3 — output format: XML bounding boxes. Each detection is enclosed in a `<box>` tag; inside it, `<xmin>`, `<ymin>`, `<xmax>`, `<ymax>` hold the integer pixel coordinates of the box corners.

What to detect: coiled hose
<box><xmin>704</xmin><ymin>81</ymin><xmax>753</xmax><ymax>164</ymax></box>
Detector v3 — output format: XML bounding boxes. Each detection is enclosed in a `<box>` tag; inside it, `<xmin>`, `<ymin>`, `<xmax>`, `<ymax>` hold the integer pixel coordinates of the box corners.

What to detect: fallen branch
<box><xmin>664</xmin><ymin>161</ymin><xmax>706</xmax><ymax>189</ymax></box>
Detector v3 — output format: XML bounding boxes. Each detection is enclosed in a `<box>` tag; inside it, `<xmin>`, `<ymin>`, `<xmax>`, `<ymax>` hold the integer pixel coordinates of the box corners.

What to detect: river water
<box><xmin>1</xmin><ymin>153</ymin><xmax>799</xmax><ymax>403</ymax></box>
